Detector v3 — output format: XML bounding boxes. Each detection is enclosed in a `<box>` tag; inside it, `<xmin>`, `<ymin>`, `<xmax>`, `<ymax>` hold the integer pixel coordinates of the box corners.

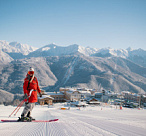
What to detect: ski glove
<box><xmin>23</xmin><ymin>93</ymin><xmax>28</xmax><ymax>99</ymax></box>
<box><xmin>25</xmin><ymin>102</ymin><xmax>29</xmax><ymax>105</ymax></box>
<box><xmin>39</xmin><ymin>93</ymin><xmax>42</xmax><ymax>97</ymax></box>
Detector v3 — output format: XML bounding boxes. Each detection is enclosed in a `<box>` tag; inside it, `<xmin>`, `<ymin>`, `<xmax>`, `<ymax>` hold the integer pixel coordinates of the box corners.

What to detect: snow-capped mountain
<box><xmin>0</xmin><ymin>41</ymin><xmax>16</xmax><ymax>53</ymax></box>
<box><xmin>128</xmin><ymin>48</ymin><xmax>146</xmax><ymax>57</ymax></box>
<box><xmin>92</xmin><ymin>47</ymin><xmax>146</xmax><ymax>67</ymax></box>
<box><xmin>27</xmin><ymin>44</ymin><xmax>99</xmax><ymax>57</ymax></box>
<box><xmin>92</xmin><ymin>48</ymin><xmax>129</xmax><ymax>58</ymax></box>
<box><xmin>0</xmin><ymin>40</ymin><xmax>145</xmax><ymax>97</ymax></box>
<box><xmin>0</xmin><ymin>50</ymin><xmax>13</xmax><ymax>63</ymax></box>
<box><xmin>0</xmin><ymin>40</ymin><xmax>37</xmax><ymax>55</ymax></box>
<box><xmin>27</xmin><ymin>43</ymin><xmax>145</xmax><ymax>59</ymax></box>
<box><xmin>9</xmin><ymin>41</ymin><xmax>37</xmax><ymax>55</ymax></box>
<box><xmin>1</xmin><ymin>40</ymin><xmax>145</xmax><ymax>59</ymax></box>
<box><xmin>0</xmin><ymin>40</ymin><xmax>146</xmax><ymax>67</ymax></box>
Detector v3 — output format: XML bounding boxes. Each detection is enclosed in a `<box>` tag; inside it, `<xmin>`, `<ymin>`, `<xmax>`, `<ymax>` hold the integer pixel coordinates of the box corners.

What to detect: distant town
<box><xmin>38</xmin><ymin>87</ymin><xmax>146</xmax><ymax>109</ymax></box>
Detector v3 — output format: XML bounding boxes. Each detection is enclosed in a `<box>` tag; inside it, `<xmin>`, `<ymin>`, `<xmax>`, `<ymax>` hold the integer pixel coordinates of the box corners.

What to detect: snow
<box><xmin>38</xmin><ymin>95</ymin><xmax>54</xmax><ymax>100</ymax></box>
<box><xmin>0</xmin><ymin>50</ymin><xmax>14</xmax><ymax>63</ymax></box>
<box><xmin>42</xmin><ymin>47</ymin><xmax>50</xmax><ymax>51</ymax></box>
<box><xmin>0</xmin><ymin>40</ymin><xmax>37</xmax><ymax>55</ymax></box>
<box><xmin>46</xmin><ymin>92</ymin><xmax>64</xmax><ymax>96</ymax></box>
<box><xmin>1</xmin><ymin>40</ymin><xmax>146</xmax><ymax>59</ymax></box>
<box><xmin>62</xmin><ymin>57</ymin><xmax>79</xmax><ymax>85</ymax></box>
<box><xmin>97</xmin><ymin>48</ymin><xmax>129</xmax><ymax>58</ymax></box>
<box><xmin>0</xmin><ymin>104</ymin><xmax>146</xmax><ymax>136</ymax></box>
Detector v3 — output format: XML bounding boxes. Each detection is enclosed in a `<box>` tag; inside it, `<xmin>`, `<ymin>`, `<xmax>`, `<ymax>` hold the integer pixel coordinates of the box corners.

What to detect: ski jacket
<box><xmin>23</xmin><ymin>75</ymin><xmax>41</xmax><ymax>103</ymax></box>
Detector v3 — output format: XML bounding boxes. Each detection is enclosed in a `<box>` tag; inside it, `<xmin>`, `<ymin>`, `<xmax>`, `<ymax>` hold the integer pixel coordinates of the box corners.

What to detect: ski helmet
<box><xmin>28</xmin><ymin>67</ymin><xmax>34</xmax><ymax>75</ymax></box>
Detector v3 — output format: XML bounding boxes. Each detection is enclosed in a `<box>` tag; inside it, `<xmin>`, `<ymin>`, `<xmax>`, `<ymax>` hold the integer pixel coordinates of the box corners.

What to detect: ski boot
<box><xmin>17</xmin><ymin>116</ymin><xmax>32</xmax><ymax>122</ymax></box>
<box><xmin>27</xmin><ymin>111</ymin><xmax>35</xmax><ymax>121</ymax></box>
<box><xmin>17</xmin><ymin>117</ymin><xmax>21</xmax><ymax>122</ymax></box>
<box><xmin>28</xmin><ymin>116</ymin><xmax>35</xmax><ymax>121</ymax></box>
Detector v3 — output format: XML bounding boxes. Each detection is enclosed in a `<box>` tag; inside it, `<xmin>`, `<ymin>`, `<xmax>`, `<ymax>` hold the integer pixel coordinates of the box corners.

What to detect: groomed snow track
<box><xmin>0</xmin><ymin>105</ymin><xmax>146</xmax><ymax>136</ymax></box>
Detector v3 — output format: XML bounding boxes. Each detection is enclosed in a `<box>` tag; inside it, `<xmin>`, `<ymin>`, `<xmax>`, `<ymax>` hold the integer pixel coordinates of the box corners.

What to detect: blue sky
<box><xmin>0</xmin><ymin>0</ymin><xmax>146</xmax><ymax>49</ymax></box>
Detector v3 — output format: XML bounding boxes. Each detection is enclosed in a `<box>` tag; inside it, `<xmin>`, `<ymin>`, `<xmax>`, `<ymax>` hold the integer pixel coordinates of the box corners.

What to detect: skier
<box><xmin>18</xmin><ymin>67</ymin><xmax>42</xmax><ymax>122</ymax></box>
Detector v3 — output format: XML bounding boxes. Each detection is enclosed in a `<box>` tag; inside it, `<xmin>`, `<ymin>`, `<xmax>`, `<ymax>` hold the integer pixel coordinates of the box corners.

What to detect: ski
<box><xmin>1</xmin><ymin>119</ymin><xmax>59</xmax><ymax>122</ymax></box>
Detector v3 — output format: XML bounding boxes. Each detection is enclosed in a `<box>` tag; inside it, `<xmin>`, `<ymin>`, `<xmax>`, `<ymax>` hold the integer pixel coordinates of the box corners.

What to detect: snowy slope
<box><xmin>0</xmin><ymin>104</ymin><xmax>146</xmax><ymax>136</ymax></box>
<box><xmin>94</xmin><ymin>48</ymin><xmax>129</xmax><ymax>58</ymax></box>
<box><xmin>62</xmin><ymin>57</ymin><xmax>79</xmax><ymax>85</ymax></box>
<box><xmin>0</xmin><ymin>50</ymin><xmax>13</xmax><ymax>63</ymax></box>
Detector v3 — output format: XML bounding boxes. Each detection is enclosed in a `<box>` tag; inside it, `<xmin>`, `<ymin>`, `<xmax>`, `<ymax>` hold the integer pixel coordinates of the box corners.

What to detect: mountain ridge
<box><xmin>0</xmin><ymin>40</ymin><xmax>38</xmax><ymax>59</ymax></box>
<box><xmin>1</xmin><ymin>40</ymin><xmax>145</xmax><ymax>61</ymax></box>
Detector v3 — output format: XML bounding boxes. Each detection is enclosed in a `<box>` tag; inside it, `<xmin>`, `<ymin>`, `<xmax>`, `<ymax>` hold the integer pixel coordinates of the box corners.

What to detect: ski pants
<box><xmin>21</xmin><ymin>102</ymin><xmax>35</xmax><ymax>117</ymax></box>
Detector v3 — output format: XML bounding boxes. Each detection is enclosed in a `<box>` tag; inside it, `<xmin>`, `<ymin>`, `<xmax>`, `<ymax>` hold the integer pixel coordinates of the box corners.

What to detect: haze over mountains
<box><xmin>0</xmin><ymin>40</ymin><xmax>146</xmax><ymax>103</ymax></box>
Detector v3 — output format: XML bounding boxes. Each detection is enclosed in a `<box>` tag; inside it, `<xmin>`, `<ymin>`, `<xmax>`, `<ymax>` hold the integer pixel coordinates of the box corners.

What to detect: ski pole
<box><xmin>9</xmin><ymin>90</ymin><xmax>33</xmax><ymax>117</ymax></box>
<box><xmin>9</xmin><ymin>99</ymin><xmax>25</xmax><ymax>117</ymax></box>
<box><xmin>14</xmin><ymin>100</ymin><xmax>25</xmax><ymax>116</ymax></box>
<box><xmin>13</xmin><ymin>90</ymin><xmax>33</xmax><ymax>116</ymax></box>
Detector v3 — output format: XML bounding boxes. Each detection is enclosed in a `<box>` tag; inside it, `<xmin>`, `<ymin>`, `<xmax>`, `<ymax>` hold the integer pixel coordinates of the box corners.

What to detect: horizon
<box><xmin>0</xmin><ymin>39</ymin><xmax>145</xmax><ymax>50</ymax></box>
<box><xmin>0</xmin><ymin>0</ymin><xmax>146</xmax><ymax>50</ymax></box>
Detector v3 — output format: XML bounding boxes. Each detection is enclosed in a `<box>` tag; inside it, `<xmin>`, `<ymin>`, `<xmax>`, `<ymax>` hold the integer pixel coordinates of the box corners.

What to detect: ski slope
<box><xmin>0</xmin><ymin>104</ymin><xmax>146</xmax><ymax>136</ymax></box>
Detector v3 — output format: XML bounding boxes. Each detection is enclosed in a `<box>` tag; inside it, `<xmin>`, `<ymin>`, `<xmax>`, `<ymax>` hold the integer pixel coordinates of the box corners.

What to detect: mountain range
<box><xmin>0</xmin><ymin>40</ymin><xmax>146</xmax><ymax>103</ymax></box>
<box><xmin>1</xmin><ymin>40</ymin><xmax>146</xmax><ymax>67</ymax></box>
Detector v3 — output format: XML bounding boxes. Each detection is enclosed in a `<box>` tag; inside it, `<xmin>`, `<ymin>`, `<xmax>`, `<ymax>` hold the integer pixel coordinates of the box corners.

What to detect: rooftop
<box><xmin>46</xmin><ymin>92</ymin><xmax>64</xmax><ymax>96</ymax></box>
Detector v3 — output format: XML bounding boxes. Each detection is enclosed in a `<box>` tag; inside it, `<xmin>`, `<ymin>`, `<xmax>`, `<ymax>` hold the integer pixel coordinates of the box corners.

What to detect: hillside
<box><xmin>0</xmin><ymin>50</ymin><xmax>13</xmax><ymax>63</ymax></box>
<box><xmin>0</xmin><ymin>41</ymin><xmax>145</xmax><ymax>97</ymax></box>
<box><xmin>0</xmin><ymin>89</ymin><xmax>14</xmax><ymax>104</ymax></box>
<box><xmin>0</xmin><ymin>55</ymin><xmax>145</xmax><ymax>94</ymax></box>
<box><xmin>46</xmin><ymin>55</ymin><xmax>146</xmax><ymax>93</ymax></box>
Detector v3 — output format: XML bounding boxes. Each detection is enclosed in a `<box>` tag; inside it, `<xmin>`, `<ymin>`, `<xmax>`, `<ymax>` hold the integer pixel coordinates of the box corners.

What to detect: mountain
<box><xmin>128</xmin><ymin>48</ymin><xmax>146</xmax><ymax>67</ymax></box>
<box><xmin>91</xmin><ymin>48</ymin><xmax>146</xmax><ymax>67</ymax></box>
<box><xmin>0</xmin><ymin>89</ymin><xmax>14</xmax><ymax>104</ymax></box>
<box><xmin>0</xmin><ymin>57</ymin><xmax>58</xmax><ymax>94</ymax></box>
<box><xmin>0</xmin><ymin>40</ymin><xmax>37</xmax><ymax>59</ymax></box>
<box><xmin>92</xmin><ymin>48</ymin><xmax>128</xmax><ymax>58</ymax></box>
<box><xmin>47</xmin><ymin>55</ymin><xmax>146</xmax><ymax>93</ymax></box>
<box><xmin>27</xmin><ymin>43</ymin><xmax>146</xmax><ymax>67</ymax></box>
<box><xmin>1</xmin><ymin>40</ymin><xmax>145</xmax><ymax>67</ymax></box>
<box><xmin>0</xmin><ymin>40</ymin><xmax>145</xmax><ymax>100</ymax></box>
<box><xmin>27</xmin><ymin>44</ymin><xmax>99</xmax><ymax>57</ymax></box>
<box><xmin>0</xmin><ymin>50</ymin><xmax>13</xmax><ymax>63</ymax></box>
<box><xmin>0</xmin><ymin>55</ymin><xmax>145</xmax><ymax>95</ymax></box>
<box><xmin>9</xmin><ymin>41</ymin><xmax>37</xmax><ymax>55</ymax></box>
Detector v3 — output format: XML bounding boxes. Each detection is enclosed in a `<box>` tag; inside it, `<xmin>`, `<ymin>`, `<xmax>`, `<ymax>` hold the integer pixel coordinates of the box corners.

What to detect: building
<box><xmin>64</xmin><ymin>89</ymin><xmax>81</xmax><ymax>101</ymax></box>
<box><xmin>87</xmin><ymin>98</ymin><xmax>101</xmax><ymax>105</ymax></box>
<box><xmin>38</xmin><ymin>95</ymin><xmax>54</xmax><ymax>105</ymax></box>
<box><xmin>60</xmin><ymin>87</ymin><xmax>92</xmax><ymax>101</ymax></box>
<box><xmin>46</xmin><ymin>92</ymin><xmax>65</xmax><ymax>103</ymax></box>
<box><xmin>78</xmin><ymin>90</ymin><xmax>91</xmax><ymax>99</ymax></box>
<box><xmin>141</xmin><ymin>94</ymin><xmax>146</xmax><ymax>104</ymax></box>
<box><xmin>59</xmin><ymin>88</ymin><xmax>70</xmax><ymax>93</ymax></box>
<box><xmin>95</xmin><ymin>92</ymin><xmax>102</xmax><ymax>99</ymax></box>
<box><xmin>121</xmin><ymin>91</ymin><xmax>141</xmax><ymax>103</ymax></box>
<box><xmin>70</xmin><ymin>101</ymin><xmax>88</xmax><ymax>107</ymax></box>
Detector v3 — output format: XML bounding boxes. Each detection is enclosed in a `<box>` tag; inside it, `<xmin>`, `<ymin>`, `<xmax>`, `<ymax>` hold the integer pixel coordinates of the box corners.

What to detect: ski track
<box><xmin>52</xmin><ymin>108</ymin><xmax>146</xmax><ymax>136</ymax></box>
<box><xmin>62</xmin><ymin>57</ymin><xmax>78</xmax><ymax>85</ymax></box>
<box><xmin>0</xmin><ymin>106</ymin><xmax>146</xmax><ymax>136</ymax></box>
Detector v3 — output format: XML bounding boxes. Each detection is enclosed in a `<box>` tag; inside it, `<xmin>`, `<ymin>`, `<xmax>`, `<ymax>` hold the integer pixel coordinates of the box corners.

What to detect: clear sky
<box><xmin>0</xmin><ymin>0</ymin><xmax>146</xmax><ymax>49</ymax></box>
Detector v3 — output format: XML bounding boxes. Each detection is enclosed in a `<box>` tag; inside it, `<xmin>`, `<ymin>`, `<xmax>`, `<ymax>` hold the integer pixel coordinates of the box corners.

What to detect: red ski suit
<box><xmin>23</xmin><ymin>75</ymin><xmax>41</xmax><ymax>103</ymax></box>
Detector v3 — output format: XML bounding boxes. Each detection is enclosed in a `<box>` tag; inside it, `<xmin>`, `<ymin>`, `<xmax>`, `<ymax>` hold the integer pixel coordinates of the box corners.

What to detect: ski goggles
<box><xmin>28</xmin><ymin>71</ymin><xmax>34</xmax><ymax>75</ymax></box>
